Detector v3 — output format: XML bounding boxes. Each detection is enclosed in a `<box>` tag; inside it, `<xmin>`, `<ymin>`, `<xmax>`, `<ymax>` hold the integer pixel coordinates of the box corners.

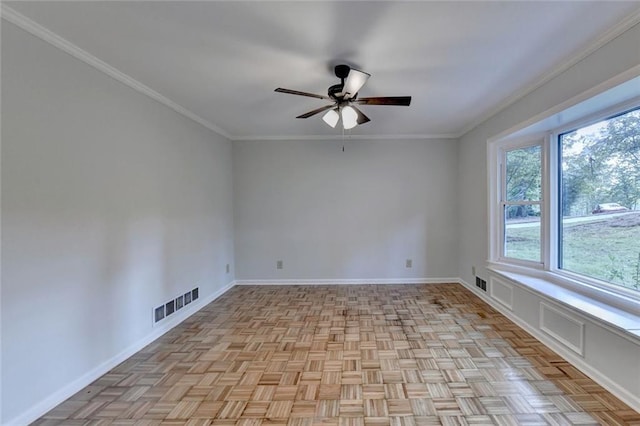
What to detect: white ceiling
<box><xmin>4</xmin><ymin>1</ymin><xmax>640</xmax><ymax>140</ymax></box>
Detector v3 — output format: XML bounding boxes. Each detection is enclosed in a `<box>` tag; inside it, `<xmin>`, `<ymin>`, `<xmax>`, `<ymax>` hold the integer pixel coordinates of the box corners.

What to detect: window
<box><xmin>559</xmin><ymin>107</ymin><xmax>640</xmax><ymax>291</ymax></box>
<box><xmin>502</xmin><ymin>144</ymin><xmax>542</xmax><ymax>263</ymax></box>
<box><xmin>490</xmin><ymin>101</ymin><xmax>640</xmax><ymax>298</ymax></box>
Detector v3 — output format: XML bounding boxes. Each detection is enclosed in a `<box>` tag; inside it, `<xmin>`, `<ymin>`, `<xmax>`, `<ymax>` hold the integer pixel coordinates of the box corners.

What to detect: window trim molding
<box><xmin>550</xmin><ymin>96</ymin><xmax>640</xmax><ymax>143</ymax></box>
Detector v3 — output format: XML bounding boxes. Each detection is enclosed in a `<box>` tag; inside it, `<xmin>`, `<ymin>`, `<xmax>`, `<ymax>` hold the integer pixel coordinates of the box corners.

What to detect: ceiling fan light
<box><xmin>322</xmin><ymin>108</ymin><xmax>340</xmax><ymax>128</ymax></box>
<box><xmin>341</xmin><ymin>106</ymin><xmax>358</xmax><ymax>130</ymax></box>
<box><xmin>341</xmin><ymin>69</ymin><xmax>370</xmax><ymax>99</ymax></box>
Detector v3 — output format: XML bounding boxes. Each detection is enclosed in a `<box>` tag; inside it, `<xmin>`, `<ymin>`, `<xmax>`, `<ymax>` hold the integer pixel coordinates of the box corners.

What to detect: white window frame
<box><xmin>489</xmin><ymin>134</ymin><xmax>549</xmax><ymax>269</ymax></box>
<box><xmin>496</xmin><ymin>138</ymin><xmax>547</xmax><ymax>268</ymax></box>
<box><xmin>488</xmin><ymin>98</ymin><xmax>640</xmax><ymax>307</ymax></box>
<box><xmin>549</xmin><ymin>100</ymin><xmax>640</xmax><ymax>297</ymax></box>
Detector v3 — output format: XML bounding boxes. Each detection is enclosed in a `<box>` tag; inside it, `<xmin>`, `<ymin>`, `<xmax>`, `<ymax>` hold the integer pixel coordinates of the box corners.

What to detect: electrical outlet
<box><xmin>405</xmin><ymin>259</ymin><xmax>412</xmax><ymax>268</ymax></box>
<box><xmin>226</xmin><ymin>263</ymin><xmax>230</xmax><ymax>274</ymax></box>
<box><xmin>472</xmin><ymin>265</ymin><xmax>476</xmax><ymax>276</ymax></box>
<box><xmin>276</xmin><ymin>260</ymin><xmax>283</xmax><ymax>270</ymax></box>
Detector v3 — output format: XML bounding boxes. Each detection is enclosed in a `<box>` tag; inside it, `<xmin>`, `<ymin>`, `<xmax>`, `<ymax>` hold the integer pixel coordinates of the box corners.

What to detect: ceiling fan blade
<box><xmin>296</xmin><ymin>104</ymin><xmax>336</xmax><ymax>119</ymax></box>
<box><xmin>341</xmin><ymin>69</ymin><xmax>370</xmax><ymax>100</ymax></box>
<box><xmin>350</xmin><ymin>105</ymin><xmax>371</xmax><ymax>125</ymax></box>
<box><xmin>275</xmin><ymin>88</ymin><xmax>329</xmax><ymax>100</ymax></box>
<box><xmin>355</xmin><ymin>96</ymin><xmax>412</xmax><ymax>106</ymax></box>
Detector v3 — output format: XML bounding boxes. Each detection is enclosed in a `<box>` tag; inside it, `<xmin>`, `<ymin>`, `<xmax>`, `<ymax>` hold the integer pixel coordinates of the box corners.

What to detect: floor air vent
<box><xmin>475</xmin><ymin>277</ymin><xmax>487</xmax><ymax>291</ymax></box>
<box><xmin>153</xmin><ymin>287</ymin><xmax>200</xmax><ymax>324</ymax></box>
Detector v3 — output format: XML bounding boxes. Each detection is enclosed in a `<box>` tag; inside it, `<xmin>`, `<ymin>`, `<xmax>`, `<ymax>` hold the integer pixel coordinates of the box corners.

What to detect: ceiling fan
<box><xmin>275</xmin><ymin>64</ymin><xmax>411</xmax><ymax>130</ymax></box>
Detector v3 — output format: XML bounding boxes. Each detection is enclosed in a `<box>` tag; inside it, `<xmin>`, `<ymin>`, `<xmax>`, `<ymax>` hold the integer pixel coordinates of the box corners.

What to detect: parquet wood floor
<box><xmin>34</xmin><ymin>284</ymin><xmax>640</xmax><ymax>425</ymax></box>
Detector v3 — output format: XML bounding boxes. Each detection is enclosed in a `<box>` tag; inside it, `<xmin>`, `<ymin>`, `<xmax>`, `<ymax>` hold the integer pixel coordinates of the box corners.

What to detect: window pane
<box><xmin>504</xmin><ymin>204</ymin><xmax>541</xmax><ymax>262</ymax></box>
<box><xmin>560</xmin><ymin>108</ymin><xmax>640</xmax><ymax>291</ymax></box>
<box><xmin>506</xmin><ymin>145</ymin><xmax>541</xmax><ymax>201</ymax></box>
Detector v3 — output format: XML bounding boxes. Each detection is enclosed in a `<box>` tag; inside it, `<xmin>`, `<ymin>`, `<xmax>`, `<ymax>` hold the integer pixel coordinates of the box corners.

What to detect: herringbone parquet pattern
<box><xmin>34</xmin><ymin>284</ymin><xmax>640</xmax><ymax>425</ymax></box>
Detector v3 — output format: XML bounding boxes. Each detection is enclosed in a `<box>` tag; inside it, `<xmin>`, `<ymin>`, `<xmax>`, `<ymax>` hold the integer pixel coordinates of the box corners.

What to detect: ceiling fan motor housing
<box><xmin>328</xmin><ymin>84</ymin><xmax>344</xmax><ymax>100</ymax></box>
<box><xmin>328</xmin><ymin>65</ymin><xmax>353</xmax><ymax>101</ymax></box>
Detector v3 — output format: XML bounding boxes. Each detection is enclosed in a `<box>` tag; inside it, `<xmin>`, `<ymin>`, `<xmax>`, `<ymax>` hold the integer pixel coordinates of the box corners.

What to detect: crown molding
<box><xmin>456</xmin><ymin>8</ymin><xmax>640</xmax><ymax>138</ymax></box>
<box><xmin>231</xmin><ymin>133</ymin><xmax>459</xmax><ymax>141</ymax></box>
<box><xmin>1</xmin><ymin>4</ymin><xmax>233</xmax><ymax>141</ymax></box>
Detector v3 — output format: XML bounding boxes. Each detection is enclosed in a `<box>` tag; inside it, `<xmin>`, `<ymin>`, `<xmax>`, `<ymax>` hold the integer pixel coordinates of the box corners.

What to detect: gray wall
<box><xmin>233</xmin><ymin>138</ymin><xmax>459</xmax><ymax>281</ymax></box>
<box><xmin>1</xmin><ymin>22</ymin><xmax>235</xmax><ymax>422</ymax></box>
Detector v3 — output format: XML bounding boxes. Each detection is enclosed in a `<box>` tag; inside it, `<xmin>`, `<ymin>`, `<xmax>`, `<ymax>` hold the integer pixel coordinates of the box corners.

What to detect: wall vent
<box><xmin>176</xmin><ymin>295</ymin><xmax>184</xmax><ymax>310</ymax></box>
<box><xmin>165</xmin><ymin>300</ymin><xmax>175</xmax><ymax>316</ymax></box>
<box><xmin>153</xmin><ymin>286</ymin><xmax>200</xmax><ymax>324</ymax></box>
<box><xmin>154</xmin><ymin>306</ymin><xmax>165</xmax><ymax>323</ymax></box>
<box><xmin>475</xmin><ymin>276</ymin><xmax>487</xmax><ymax>291</ymax></box>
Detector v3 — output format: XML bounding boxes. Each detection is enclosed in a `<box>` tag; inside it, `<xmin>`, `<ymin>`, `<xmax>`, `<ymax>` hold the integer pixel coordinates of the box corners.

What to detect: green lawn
<box><xmin>505</xmin><ymin>212</ymin><xmax>640</xmax><ymax>290</ymax></box>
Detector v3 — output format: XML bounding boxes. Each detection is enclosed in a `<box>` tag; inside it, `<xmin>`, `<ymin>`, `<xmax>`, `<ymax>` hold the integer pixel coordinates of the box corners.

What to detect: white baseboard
<box><xmin>457</xmin><ymin>279</ymin><xmax>640</xmax><ymax>413</ymax></box>
<box><xmin>5</xmin><ymin>281</ymin><xmax>236</xmax><ymax>426</ymax></box>
<box><xmin>234</xmin><ymin>277</ymin><xmax>459</xmax><ymax>286</ymax></box>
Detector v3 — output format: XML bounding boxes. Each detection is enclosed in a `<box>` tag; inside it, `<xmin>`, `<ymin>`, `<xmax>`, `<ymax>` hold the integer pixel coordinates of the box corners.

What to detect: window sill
<box><xmin>487</xmin><ymin>263</ymin><xmax>640</xmax><ymax>341</ymax></box>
